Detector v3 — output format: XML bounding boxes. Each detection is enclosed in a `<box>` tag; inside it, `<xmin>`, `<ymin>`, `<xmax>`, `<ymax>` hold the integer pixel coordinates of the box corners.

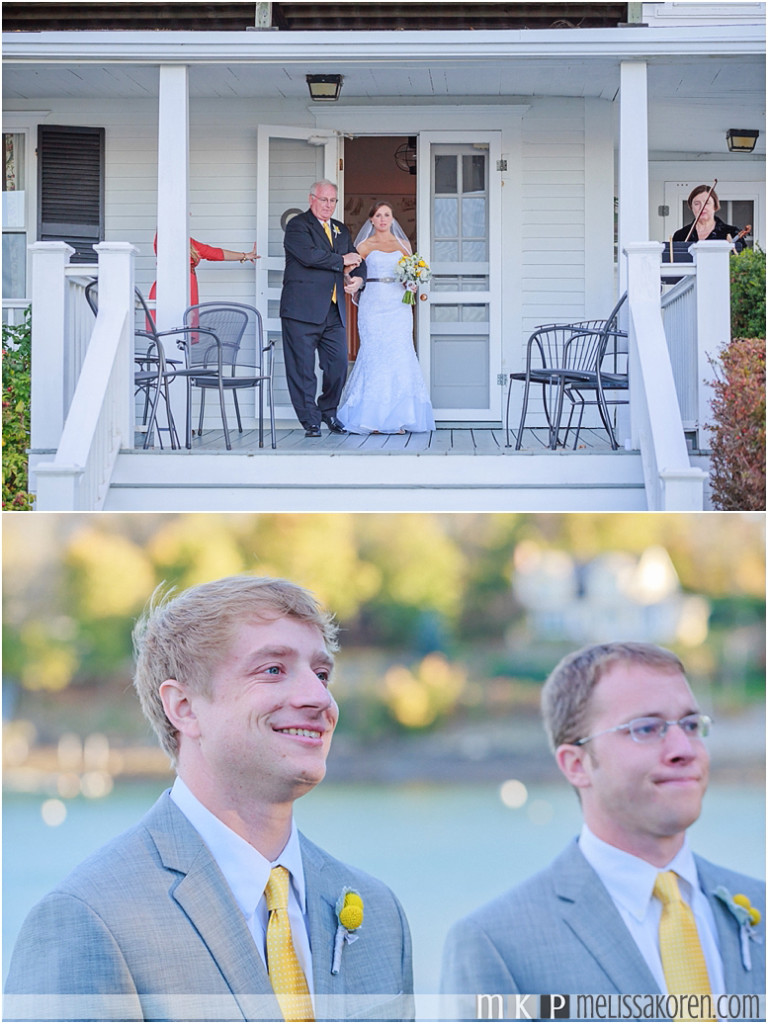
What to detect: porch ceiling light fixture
<box><xmin>394</xmin><ymin>137</ymin><xmax>417</xmax><ymax>175</ymax></box>
<box><xmin>306</xmin><ymin>74</ymin><xmax>343</xmax><ymax>101</ymax></box>
<box><xmin>726</xmin><ymin>129</ymin><xmax>759</xmax><ymax>153</ymax></box>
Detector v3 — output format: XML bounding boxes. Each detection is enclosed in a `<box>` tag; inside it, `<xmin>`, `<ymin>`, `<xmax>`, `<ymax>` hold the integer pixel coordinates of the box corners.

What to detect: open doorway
<box><xmin>343</xmin><ymin>135</ymin><xmax>417</xmax><ymax>358</ymax></box>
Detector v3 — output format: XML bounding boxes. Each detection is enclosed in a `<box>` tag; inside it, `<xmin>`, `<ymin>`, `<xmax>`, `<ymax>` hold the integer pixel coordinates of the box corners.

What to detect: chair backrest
<box><xmin>183</xmin><ymin>302</ymin><xmax>263</xmax><ymax>372</ymax></box>
<box><xmin>596</xmin><ymin>292</ymin><xmax>629</xmax><ymax>375</ymax></box>
<box><xmin>84</xmin><ymin>280</ymin><xmax>158</xmax><ymax>337</ymax></box>
<box><xmin>84</xmin><ymin>278</ymin><xmax>99</xmax><ymax>316</ymax></box>
<box><xmin>134</xmin><ymin>287</ymin><xmax>158</xmax><ymax>336</ymax></box>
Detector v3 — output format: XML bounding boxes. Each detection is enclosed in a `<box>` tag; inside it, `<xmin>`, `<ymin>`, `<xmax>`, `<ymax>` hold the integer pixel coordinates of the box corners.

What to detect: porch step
<box><xmin>104</xmin><ymin>449</ymin><xmax>647</xmax><ymax>511</ymax></box>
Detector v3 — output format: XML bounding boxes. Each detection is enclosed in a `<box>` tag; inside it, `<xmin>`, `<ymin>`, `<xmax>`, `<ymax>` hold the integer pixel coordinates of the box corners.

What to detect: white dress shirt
<box><xmin>578</xmin><ymin>825</ymin><xmax>726</xmax><ymax>995</ymax></box>
<box><xmin>170</xmin><ymin>777</ymin><xmax>314</xmax><ymax>994</ymax></box>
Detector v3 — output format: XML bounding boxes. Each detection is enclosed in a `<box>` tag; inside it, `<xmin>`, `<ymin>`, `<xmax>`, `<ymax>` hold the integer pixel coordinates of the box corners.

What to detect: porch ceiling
<box><xmin>3</xmin><ymin>30</ymin><xmax>765</xmax><ymax>157</ymax></box>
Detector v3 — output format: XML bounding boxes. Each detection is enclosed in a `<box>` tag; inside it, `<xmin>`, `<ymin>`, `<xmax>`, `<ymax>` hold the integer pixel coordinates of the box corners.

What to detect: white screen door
<box><xmin>416</xmin><ymin>132</ymin><xmax>502</xmax><ymax>421</ymax></box>
<box><xmin>256</xmin><ymin>126</ymin><xmax>340</xmax><ymax>422</ymax></box>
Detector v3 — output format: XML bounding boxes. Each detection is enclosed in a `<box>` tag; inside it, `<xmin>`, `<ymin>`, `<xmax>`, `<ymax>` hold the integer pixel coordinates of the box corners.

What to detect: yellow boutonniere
<box><xmin>714</xmin><ymin>887</ymin><xmax>763</xmax><ymax>971</ymax></box>
<box><xmin>331</xmin><ymin>888</ymin><xmax>364</xmax><ymax>974</ymax></box>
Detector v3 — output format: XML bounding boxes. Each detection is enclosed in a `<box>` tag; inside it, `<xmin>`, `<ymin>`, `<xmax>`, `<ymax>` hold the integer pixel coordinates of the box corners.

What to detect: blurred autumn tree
<box><xmin>2</xmin><ymin>514</ymin><xmax>764</xmax><ymax>737</ymax></box>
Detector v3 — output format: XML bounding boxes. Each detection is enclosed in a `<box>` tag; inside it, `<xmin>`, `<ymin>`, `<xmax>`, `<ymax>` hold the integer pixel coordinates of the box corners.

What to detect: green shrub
<box><xmin>2</xmin><ymin>310</ymin><xmax>33</xmax><ymax>510</ymax></box>
<box><xmin>707</xmin><ymin>337</ymin><xmax>766</xmax><ymax>511</ymax></box>
<box><xmin>730</xmin><ymin>246</ymin><xmax>766</xmax><ymax>340</ymax></box>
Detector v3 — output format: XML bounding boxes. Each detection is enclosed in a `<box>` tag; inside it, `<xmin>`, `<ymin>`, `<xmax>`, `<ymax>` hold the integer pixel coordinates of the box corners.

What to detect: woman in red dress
<box><xmin>149</xmin><ymin>236</ymin><xmax>259</xmax><ymax>306</ymax></box>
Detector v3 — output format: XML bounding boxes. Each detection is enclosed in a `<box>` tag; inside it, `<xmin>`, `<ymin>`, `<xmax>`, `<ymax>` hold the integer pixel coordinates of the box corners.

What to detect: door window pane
<box><xmin>462</xmin><ymin>154</ymin><xmax>486</xmax><ymax>194</ymax></box>
<box><xmin>462</xmin><ymin>198</ymin><xmax>486</xmax><ymax>238</ymax></box>
<box><xmin>434</xmin><ymin>197</ymin><xmax>459</xmax><ymax>238</ymax></box>
<box><xmin>462</xmin><ymin>240</ymin><xmax>488</xmax><ymax>261</ymax></box>
<box><xmin>434</xmin><ymin>154</ymin><xmax>458</xmax><ymax>194</ymax></box>
<box><xmin>433</xmin><ymin>240</ymin><xmax>459</xmax><ymax>260</ymax></box>
<box><xmin>3</xmin><ymin>233</ymin><xmax>26</xmax><ymax>298</ymax></box>
<box><xmin>431</xmin><ymin>275</ymin><xmax>490</xmax><ymax>292</ymax></box>
<box><xmin>3</xmin><ymin>133</ymin><xmax>26</xmax><ymax>298</ymax></box>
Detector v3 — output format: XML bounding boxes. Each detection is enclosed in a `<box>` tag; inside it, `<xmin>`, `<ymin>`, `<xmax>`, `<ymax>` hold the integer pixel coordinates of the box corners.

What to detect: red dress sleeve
<box><xmin>191</xmin><ymin>238</ymin><xmax>225</xmax><ymax>262</ymax></box>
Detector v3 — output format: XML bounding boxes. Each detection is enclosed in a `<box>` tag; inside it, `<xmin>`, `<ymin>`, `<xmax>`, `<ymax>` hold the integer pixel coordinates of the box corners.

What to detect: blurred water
<box><xmin>3</xmin><ymin>781</ymin><xmax>764</xmax><ymax>993</ymax></box>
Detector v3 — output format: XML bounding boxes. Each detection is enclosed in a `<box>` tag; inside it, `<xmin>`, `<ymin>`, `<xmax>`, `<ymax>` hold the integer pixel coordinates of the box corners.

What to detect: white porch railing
<box><xmin>658</xmin><ymin>239</ymin><xmax>733</xmax><ymax>449</ymax></box>
<box><xmin>31</xmin><ymin>242</ymin><xmax>136</xmax><ymax>511</ymax></box>
<box><xmin>624</xmin><ymin>240</ymin><xmax>733</xmax><ymax>510</ymax></box>
<box><xmin>661</xmin><ymin>274</ymin><xmax>697</xmax><ymax>430</ymax></box>
<box><xmin>24</xmin><ymin>239</ymin><xmax>732</xmax><ymax>511</ymax></box>
<box><xmin>2</xmin><ymin>300</ymin><xmax>30</xmax><ymax>327</ymax></box>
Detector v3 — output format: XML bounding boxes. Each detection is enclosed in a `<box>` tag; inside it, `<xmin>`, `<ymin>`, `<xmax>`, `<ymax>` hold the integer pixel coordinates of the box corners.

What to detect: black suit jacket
<box><xmin>280</xmin><ymin>209</ymin><xmax>366</xmax><ymax>328</ymax></box>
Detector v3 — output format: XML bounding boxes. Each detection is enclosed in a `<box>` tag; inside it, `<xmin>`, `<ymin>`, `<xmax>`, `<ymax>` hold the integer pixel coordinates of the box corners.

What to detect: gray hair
<box><xmin>132</xmin><ymin>575</ymin><xmax>339</xmax><ymax>764</ymax></box>
<box><xmin>310</xmin><ymin>179</ymin><xmax>338</xmax><ymax>196</ymax></box>
<box><xmin>541</xmin><ymin>641</ymin><xmax>685</xmax><ymax>752</ymax></box>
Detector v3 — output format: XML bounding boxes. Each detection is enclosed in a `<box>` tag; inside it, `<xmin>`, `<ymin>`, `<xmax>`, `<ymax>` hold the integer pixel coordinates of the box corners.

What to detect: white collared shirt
<box><xmin>578</xmin><ymin>825</ymin><xmax>725</xmax><ymax>994</ymax></box>
<box><xmin>170</xmin><ymin>777</ymin><xmax>314</xmax><ymax>993</ymax></box>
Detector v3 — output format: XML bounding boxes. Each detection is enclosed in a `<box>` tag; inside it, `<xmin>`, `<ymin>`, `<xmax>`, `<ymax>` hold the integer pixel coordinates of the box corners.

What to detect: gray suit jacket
<box><xmin>441</xmin><ymin>839</ymin><xmax>764</xmax><ymax>1017</ymax></box>
<box><xmin>4</xmin><ymin>792</ymin><xmax>413</xmax><ymax>1022</ymax></box>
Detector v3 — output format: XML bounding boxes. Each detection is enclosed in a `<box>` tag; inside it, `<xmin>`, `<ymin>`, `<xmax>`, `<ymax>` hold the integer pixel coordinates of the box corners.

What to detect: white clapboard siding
<box><xmin>515</xmin><ymin>103</ymin><xmax>603</xmax><ymax>427</ymax></box>
<box><xmin>23</xmin><ymin>94</ymin><xmax>612</xmax><ymax>430</ymax></box>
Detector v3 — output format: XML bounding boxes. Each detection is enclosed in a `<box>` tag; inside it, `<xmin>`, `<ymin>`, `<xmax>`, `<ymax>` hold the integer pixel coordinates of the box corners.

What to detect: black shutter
<box><xmin>37</xmin><ymin>125</ymin><xmax>105</xmax><ymax>263</ymax></box>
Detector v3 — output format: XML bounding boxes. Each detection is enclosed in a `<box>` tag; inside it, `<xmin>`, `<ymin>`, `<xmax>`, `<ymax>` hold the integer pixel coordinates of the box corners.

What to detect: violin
<box><xmin>729</xmin><ymin>224</ymin><xmax>752</xmax><ymax>245</ymax></box>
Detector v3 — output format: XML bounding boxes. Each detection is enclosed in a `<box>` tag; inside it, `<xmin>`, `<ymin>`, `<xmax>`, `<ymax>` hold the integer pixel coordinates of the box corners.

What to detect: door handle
<box><xmin>419</xmin><ymin>293</ymin><xmax>428</xmax><ymax>301</ymax></box>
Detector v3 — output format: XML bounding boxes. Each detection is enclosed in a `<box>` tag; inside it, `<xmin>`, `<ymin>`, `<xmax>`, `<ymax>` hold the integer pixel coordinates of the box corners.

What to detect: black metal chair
<box><xmin>84</xmin><ymin>280</ymin><xmax>180</xmax><ymax>449</ymax></box>
<box><xmin>557</xmin><ymin>308</ymin><xmax>629</xmax><ymax>451</ymax></box>
<box><xmin>506</xmin><ymin>293</ymin><xmax>627</xmax><ymax>450</ymax></box>
<box><xmin>175</xmin><ymin>302</ymin><xmax>276</xmax><ymax>451</ymax></box>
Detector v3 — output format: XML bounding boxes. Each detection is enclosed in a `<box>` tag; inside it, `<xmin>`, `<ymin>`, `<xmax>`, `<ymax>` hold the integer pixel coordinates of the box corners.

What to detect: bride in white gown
<box><xmin>338</xmin><ymin>203</ymin><xmax>435</xmax><ymax>434</ymax></box>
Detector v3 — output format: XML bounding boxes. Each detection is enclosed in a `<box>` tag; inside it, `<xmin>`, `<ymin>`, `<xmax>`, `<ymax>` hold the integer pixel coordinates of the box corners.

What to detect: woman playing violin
<box><xmin>672</xmin><ymin>185</ymin><xmax>747</xmax><ymax>251</ymax></box>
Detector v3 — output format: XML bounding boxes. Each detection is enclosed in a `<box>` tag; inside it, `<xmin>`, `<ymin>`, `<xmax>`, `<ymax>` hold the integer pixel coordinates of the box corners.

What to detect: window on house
<box><xmin>38</xmin><ymin>124</ymin><xmax>105</xmax><ymax>263</ymax></box>
<box><xmin>3</xmin><ymin>132</ymin><xmax>27</xmax><ymax>299</ymax></box>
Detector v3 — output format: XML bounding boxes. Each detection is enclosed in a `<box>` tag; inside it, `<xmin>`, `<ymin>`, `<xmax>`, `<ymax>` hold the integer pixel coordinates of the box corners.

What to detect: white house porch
<box><xmin>25</xmin><ymin>237</ymin><xmax>731</xmax><ymax>511</ymax></box>
<box><xmin>3</xmin><ymin>4</ymin><xmax>764</xmax><ymax>511</ymax></box>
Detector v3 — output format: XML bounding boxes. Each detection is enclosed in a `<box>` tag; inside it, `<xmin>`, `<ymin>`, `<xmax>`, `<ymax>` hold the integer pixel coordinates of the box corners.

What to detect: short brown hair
<box><xmin>687</xmin><ymin>184</ymin><xmax>720</xmax><ymax>212</ymax></box>
<box><xmin>541</xmin><ymin>641</ymin><xmax>685</xmax><ymax>751</ymax></box>
<box><xmin>132</xmin><ymin>576</ymin><xmax>339</xmax><ymax>763</ymax></box>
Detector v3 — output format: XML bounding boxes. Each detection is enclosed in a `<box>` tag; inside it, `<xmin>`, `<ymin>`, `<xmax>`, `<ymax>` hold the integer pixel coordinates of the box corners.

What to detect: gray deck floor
<box><xmin>141</xmin><ymin>425</ymin><xmax>618</xmax><ymax>454</ymax></box>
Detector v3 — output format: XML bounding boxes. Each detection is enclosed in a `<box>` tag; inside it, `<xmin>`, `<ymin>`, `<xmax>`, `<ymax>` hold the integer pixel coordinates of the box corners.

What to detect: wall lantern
<box><xmin>306</xmin><ymin>75</ymin><xmax>343</xmax><ymax>101</ymax></box>
<box><xmin>726</xmin><ymin>129</ymin><xmax>759</xmax><ymax>153</ymax></box>
<box><xmin>394</xmin><ymin>137</ymin><xmax>418</xmax><ymax>175</ymax></box>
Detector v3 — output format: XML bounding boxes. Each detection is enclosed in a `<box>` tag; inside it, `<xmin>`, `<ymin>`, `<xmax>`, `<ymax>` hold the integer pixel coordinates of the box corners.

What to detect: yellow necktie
<box><xmin>653</xmin><ymin>871</ymin><xmax>713</xmax><ymax>1019</ymax></box>
<box><xmin>322</xmin><ymin>220</ymin><xmax>337</xmax><ymax>303</ymax></box>
<box><xmin>264</xmin><ymin>866</ymin><xmax>314</xmax><ymax>1022</ymax></box>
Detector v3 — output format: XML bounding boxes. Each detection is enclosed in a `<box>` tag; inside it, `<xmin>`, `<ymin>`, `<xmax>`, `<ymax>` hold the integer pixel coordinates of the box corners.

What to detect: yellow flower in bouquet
<box><xmin>395</xmin><ymin>253</ymin><xmax>431</xmax><ymax>305</ymax></box>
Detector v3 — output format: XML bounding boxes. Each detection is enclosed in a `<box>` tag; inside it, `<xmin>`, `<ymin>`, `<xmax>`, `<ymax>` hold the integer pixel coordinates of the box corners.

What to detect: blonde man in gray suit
<box><xmin>441</xmin><ymin>642</ymin><xmax>764</xmax><ymax>1016</ymax></box>
<box><xmin>6</xmin><ymin>577</ymin><xmax>412</xmax><ymax>1022</ymax></box>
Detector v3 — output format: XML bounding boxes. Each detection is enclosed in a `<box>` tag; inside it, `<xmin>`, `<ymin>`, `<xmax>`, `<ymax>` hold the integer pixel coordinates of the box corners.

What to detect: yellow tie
<box><xmin>264</xmin><ymin>866</ymin><xmax>314</xmax><ymax>1022</ymax></box>
<box><xmin>653</xmin><ymin>871</ymin><xmax>713</xmax><ymax>1020</ymax></box>
<box><xmin>322</xmin><ymin>220</ymin><xmax>337</xmax><ymax>303</ymax></box>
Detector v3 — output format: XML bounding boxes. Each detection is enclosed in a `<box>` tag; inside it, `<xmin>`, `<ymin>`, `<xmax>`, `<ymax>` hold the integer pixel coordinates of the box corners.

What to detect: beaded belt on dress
<box><xmin>366</xmin><ymin>277</ymin><xmax>396</xmax><ymax>283</ymax></box>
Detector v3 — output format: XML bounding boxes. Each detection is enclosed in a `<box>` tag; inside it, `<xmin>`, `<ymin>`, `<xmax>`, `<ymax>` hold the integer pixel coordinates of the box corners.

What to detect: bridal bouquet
<box><xmin>395</xmin><ymin>253</ymin><xmax>431</xmax><ymax>305</ymax></box>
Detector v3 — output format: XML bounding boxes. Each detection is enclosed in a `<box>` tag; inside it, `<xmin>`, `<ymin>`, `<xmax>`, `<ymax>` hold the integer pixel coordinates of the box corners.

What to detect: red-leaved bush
<box><xmin>707</xmin><ymin>337</ymin><xmax>766</xmax><ymax>511</ymax></box>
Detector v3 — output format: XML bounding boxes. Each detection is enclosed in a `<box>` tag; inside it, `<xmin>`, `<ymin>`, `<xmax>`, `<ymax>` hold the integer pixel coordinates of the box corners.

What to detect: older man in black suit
<box><xmin>280</xmin><ymin>179</ymin><xmax>365</xmax><ymax>437</ymax></box>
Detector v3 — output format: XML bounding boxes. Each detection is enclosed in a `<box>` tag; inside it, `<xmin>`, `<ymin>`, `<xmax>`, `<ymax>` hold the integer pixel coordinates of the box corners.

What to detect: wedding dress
<box><xmin>338</xmin><ymin>249</ymin><xmax>435</xmax><ymax>434</ymax></box>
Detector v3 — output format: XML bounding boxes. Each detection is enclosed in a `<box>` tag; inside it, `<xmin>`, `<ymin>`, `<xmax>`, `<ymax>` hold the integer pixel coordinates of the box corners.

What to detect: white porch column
<box><xmin>29</xmin><ymin>241</ymin><xmax>75</xmax><ymax>450</ymax></box>
<box><xmin>156</xmin><ymin>65</ymin><xmax>189</xmax><ymax>330</ymax></box>
<box><xmin>157</xmin><ymin>65</ymin><xmax>190</xmax><ymax>440</ymax></box>
<box><xmin>618</xmin><ymin>61</ymin><xmax>649</xmax><ymax>295</ymax></box>
<box><xmin>691</xmin><ymin>240</ymin><xmax>732</xmax><ymax>450</ymax></box>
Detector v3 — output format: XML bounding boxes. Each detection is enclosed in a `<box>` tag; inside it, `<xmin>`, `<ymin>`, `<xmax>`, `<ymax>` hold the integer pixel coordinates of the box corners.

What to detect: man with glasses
<box><xmin>280</xmin><ymin>180</ymin><xmax>366</xmax><ymax>438</ymax></box>
<box><xmin>441</xmin><ymin>642</ymin><xmax>764</xmax><ymax>1010</ymax></box>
